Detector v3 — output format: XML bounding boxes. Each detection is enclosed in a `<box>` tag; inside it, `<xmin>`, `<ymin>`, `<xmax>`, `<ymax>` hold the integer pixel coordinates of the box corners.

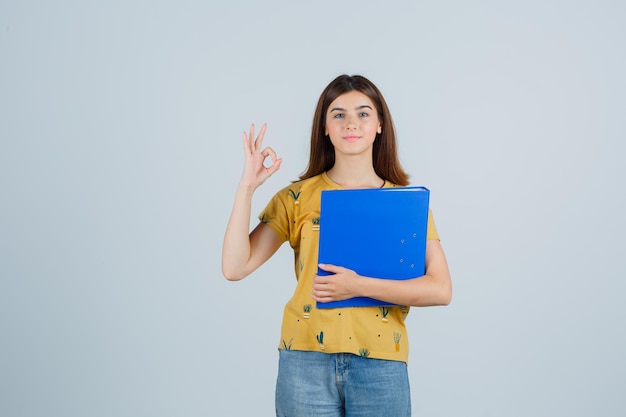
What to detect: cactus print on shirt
<box><xmin>259</xmin><ymin>172</ymin><xmax>439</xmax><ymax>364</ymax></box>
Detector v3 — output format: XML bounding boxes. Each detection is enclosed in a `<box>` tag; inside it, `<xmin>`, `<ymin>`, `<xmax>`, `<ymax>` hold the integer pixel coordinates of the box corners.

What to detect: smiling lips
<box><xmin>343</xmin><ymin>135</ymin><xmax>360</xmax><ymax>142</ymax></box>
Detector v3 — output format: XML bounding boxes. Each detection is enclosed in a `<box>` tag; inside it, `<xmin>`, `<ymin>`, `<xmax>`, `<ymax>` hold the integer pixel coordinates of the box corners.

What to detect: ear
<box><xmin>377</xmin><ymin>124</ymin><xmax>382</xmax><ymax>134</ymax></box>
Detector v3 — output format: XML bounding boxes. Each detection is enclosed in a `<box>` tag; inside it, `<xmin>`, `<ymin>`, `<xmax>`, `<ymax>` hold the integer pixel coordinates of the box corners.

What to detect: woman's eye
<box><xmin>359</xmin><ymin>112</ymin><xmax>369</xmax><ymax>117</ymax></box>
<box><xmin>333</xmin><ymin>113</ymin><xmax>344</xmax><ymax>119</ymax></box>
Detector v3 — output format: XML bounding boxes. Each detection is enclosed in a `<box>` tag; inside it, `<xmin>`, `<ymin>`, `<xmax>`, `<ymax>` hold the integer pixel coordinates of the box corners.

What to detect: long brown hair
<box><xmin>298</xmin><ymin>74</ymin><xmax>409</xmax><ymax>186</ymax></box>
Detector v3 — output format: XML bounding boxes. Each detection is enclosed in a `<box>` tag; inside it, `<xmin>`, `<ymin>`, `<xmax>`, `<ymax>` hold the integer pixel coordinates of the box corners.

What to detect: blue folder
<box><xmin>316</xmin><ymin>186</ymin><xmax>430</xmax><ymax>308</ymax></box>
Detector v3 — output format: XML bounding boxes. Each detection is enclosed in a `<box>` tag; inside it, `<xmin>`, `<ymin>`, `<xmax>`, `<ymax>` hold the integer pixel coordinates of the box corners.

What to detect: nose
<box><xmin>345</xmin><ymin>113</ymin><xmax>357</xmax><ymax>130</ymax></box>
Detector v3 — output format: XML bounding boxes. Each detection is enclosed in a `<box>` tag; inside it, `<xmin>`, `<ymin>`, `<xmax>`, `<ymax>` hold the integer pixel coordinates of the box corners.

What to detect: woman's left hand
<box><xmin>312</xmin><ymin>264</ymin><xmax>361</xmax><ymax>302</ymax></box>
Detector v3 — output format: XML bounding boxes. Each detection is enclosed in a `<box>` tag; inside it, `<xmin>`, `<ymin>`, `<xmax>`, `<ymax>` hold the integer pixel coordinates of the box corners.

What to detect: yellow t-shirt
<box><xmin>259</xmin><ymin>172</ymin><xmax>439</xmax><ymax>363</ymax></box>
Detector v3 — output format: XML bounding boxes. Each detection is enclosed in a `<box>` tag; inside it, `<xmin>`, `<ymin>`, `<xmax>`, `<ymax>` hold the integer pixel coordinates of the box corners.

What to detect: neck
<box><xmin>327</xmin><ymin>159</ymin><xmax>384</xmax><ymax>189</ymax></box>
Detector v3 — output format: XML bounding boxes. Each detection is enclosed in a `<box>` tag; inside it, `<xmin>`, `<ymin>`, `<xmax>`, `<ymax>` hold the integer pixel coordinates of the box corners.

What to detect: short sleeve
<box><xmin>258</xmin><ymin>191</ymin><xmax>290</xmax><ymax>243</ymax></box>
<box><xmin>426</xmin><ymin>209</ymin><xmax>440</xmax><ymax>240</ymax></box>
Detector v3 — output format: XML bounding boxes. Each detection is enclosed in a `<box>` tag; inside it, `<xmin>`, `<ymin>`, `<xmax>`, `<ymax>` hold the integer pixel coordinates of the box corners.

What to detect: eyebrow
<box><xmin>329</xmin><ymin>105</ymin><xmax>374</xmax><ymax>112</ymax></box>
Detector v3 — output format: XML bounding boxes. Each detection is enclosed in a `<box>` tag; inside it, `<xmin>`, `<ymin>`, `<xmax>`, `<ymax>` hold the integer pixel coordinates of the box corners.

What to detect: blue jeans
<box><xmin>275</xmin><ymin>350</ymin><xmax>411</xmax><ymax>417</ymax></box>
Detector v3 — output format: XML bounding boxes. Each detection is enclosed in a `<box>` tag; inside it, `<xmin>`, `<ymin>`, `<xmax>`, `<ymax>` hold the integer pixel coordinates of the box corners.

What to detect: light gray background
<box><xmin>1</xmin><ymin>1</ymin><xmax>624</xmax><ymax>416</ymax></box>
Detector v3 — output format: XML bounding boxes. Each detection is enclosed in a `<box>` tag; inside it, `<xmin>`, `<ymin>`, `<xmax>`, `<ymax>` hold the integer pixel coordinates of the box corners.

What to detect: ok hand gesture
<box><xmin>240</xmin><ymin>123</ymin><xmax>282</xmax><ymax>189</ymax></box>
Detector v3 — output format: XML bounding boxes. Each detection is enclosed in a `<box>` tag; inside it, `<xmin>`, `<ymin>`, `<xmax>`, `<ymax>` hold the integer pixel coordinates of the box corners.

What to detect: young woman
<box><xmin>222</xmin><ymin>74</ymin><xmax>452</xmax><ymax>417</ymax></box>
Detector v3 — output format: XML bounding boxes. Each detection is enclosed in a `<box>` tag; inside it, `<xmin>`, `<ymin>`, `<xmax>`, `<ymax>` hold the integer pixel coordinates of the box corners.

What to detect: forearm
<box><xmin>222</xmin><ymin>183</ymin><xmax>256</xmax><ymax>281</ymax></box>
<box><xmin>357</xmin><ymin>273</ymin><xmax>452</xmax><ymax>307</ymax></box>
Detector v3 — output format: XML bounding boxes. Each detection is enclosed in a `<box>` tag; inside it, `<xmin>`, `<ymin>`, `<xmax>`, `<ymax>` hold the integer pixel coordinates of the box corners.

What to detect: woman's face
<box><xmin>325</xmin><ymin>90</ymin><xmax>382</xmax><ymax>159</ymax></box>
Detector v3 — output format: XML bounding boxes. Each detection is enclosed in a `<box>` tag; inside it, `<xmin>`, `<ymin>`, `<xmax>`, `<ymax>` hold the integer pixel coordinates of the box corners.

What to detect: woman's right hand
<box><xmin>223</xmin><ymin>123</ymin><xmax>283</xmax><ymax>281</ymax></box>
<box><xmin>240</xmin><ymin>123</ymin><xmax>282</xmax><ymax>189</ymax></box>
